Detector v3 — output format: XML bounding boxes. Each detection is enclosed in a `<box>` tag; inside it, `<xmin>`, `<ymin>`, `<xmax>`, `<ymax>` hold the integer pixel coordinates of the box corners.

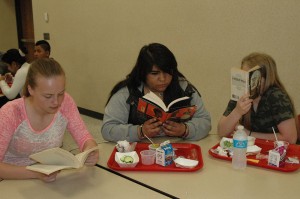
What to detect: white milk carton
<box><xmin>156</xmin><ymin>140</ymin><xmax>173</xmax><ymax>166</ymax></box>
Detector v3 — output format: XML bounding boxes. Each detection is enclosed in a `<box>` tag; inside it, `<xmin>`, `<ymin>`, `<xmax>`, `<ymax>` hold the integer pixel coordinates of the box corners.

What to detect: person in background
<box><xmin>217</xmin><ymin>52</ymin><xmax>297</xmax><ymax>144</ymax></box>
<box><xmin>102</xmin><ymin>43</ymin><xmax>211</xmax><ymax>143</ymax></box>
<box><xmin>0</xmin><ymin>51</ymin><xmax>9</xmax><ymax>75</ymax></box>
<box><xmin>0</xmin><ymin>58</ymin><xmax>99</xmax><ymax>182</ymax></box>
<box><xmin>34</xmin><ymin>40</ymin><xmax>51</xmax><ymax>59</ymax></box>
<box><xmin>0</xmin><ymin>48</ymin><xmax>30</xmax><ymax>107</ymax></box>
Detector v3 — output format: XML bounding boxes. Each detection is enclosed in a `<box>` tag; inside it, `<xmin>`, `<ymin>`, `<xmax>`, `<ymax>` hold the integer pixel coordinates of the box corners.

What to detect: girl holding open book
<box><xmin>0</xmin><ymin>59</ymin><xmax>99</xmax><ymax>182</ymax></box>
<box><xmin>102</xmin><ymin>43</ymin><xmax>211</xmax><ymax>142</ymax></box>
<box><xmin>217</xmin><ymin>52</ymin><xmax>297</xmax><ymax>144</ymax></box>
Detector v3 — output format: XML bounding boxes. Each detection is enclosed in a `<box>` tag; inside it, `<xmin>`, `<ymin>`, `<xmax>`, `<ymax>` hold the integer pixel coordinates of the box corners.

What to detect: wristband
<box><xmin>182</xmin><ymin>123</ymin><xmax>189</xmax><ymax>138</ymax></box>
<box><xmin>139</xmin><ymin>124</ymin><xmax>145</xmax><ymax>139</ymax></box>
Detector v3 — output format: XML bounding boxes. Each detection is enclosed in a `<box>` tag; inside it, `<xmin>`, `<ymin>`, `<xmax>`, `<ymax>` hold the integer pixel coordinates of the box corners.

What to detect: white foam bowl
<box><xmin>246</xmin><ymin>145</ymin><xmax>262</xmax><ymax>155</ymax></box>
<box><xmin>115</xmin><ymin>151</ymin><xmax>139</xmax><ymax>168</ymax></box>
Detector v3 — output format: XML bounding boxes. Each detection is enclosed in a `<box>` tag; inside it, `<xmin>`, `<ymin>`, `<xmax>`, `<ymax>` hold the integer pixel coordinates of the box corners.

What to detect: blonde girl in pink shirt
<box><xmin>0</xmin><ymin>58</ymin><xmax>99</xmax><ymax>182</ymax></box>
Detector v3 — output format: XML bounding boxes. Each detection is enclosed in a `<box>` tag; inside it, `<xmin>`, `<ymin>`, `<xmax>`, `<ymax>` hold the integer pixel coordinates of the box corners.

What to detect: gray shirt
<box><xmin>101</xmin><ymin>81</ymin><xmax>211</xmax><ymax>142</ymax></box>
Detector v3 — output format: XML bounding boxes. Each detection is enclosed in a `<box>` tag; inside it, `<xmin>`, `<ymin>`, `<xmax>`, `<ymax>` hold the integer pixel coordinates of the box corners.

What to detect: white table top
<box><xmin>97</xmin><ymin>135</ymin><xmax>300</xmax><ymax>199</ymax></box>
<box><xmin>0</xmin><ymin>166</ymin><xmax>166</xmax><ymax>199</ymax></box>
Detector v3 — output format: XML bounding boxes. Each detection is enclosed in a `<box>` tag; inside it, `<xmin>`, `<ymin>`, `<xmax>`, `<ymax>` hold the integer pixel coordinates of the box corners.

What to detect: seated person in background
<box><xmin>0</xmin><ymin>48</ymin><xmax>30</xmax><ymax>107</ymax></box>
<box><xmin>101</xmin><ymin>43</ymin><xmax>211</xmax><ymax>143</ymax></box>
<box><xmin>34</xmin><ymin>40</ymin><xmax>51</xmax><ymax>59</ymax></box>
<box><xmin>0</xmin><ymin>58</ymin><xmax>99</xmax><ymax>182</ymax></box>
<box><xmin>0</xmin><ymin>51</ymin><xmax>9</xmax><ymax>75</ymax></box>
<box><xmin>217</xmin><ymin>52</ymin><xmax>297</xmax><ymax>144</ymax></box>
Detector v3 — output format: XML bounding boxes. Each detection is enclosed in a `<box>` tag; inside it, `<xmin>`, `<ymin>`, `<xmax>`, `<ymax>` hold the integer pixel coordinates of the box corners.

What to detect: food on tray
<box><xmin>115</xmin><ymin>151</ymin><xmax>139</xmax><ymax>168</ymax></box>
<box><xmin>116</xmin><ymin>140</ymin><xmax>137</xmax><ymax>152</ymax></box>
<box><xmin>220</xmin><ymin>137</ymin><xmax>233</xmax><ymax>149</ymax></box>
<box><xmin>120</xmin><ymin>155</ymin><xmax>134</xmax><ymax>163</ymax></box>
<box><xmin>213</xmin><ymin>138</ymin><xmax>261</xmax><ymax>157</ymax></box>
<box><xmin>246</xmin><ymin>145</ymin><xmax>262</xmax><ymax>155</ymax></box>
<box><xmin>174</xmin><ymin>157</ymin><xmax>199</xmax><ymax>168</ymax></box>
<box><xmin>148</xmin><ymin>143</ymin><xmax>160</xmax><ymax>151</ymax></box>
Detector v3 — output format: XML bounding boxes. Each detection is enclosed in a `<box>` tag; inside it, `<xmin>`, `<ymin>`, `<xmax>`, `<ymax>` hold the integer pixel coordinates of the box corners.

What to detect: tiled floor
<box><xmin>62</xmin><ymin>115</ymin><xmax>106</xmax><ymax>153</ymax></box>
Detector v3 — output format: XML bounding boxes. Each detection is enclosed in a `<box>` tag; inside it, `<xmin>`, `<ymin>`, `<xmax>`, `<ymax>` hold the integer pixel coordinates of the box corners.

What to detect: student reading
<box><xmin>217</xmin><ymin>52</ymin><xmax>297</xmax><ymax>144</ymax></box>
<box><xmin>101</xmin><ymin>43</ymin><xmax>211</xmax><ymax>142</ymax></box>
<box><xmin>0</xmin><ymin>58</ymin><xmax>99</xmax><ymax>182</ymax></box>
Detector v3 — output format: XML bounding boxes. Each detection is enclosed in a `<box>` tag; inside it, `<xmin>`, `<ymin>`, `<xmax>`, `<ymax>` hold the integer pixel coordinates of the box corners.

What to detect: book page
<box><xmin>29</xmin><ymin>147</ymin><xmax>80</xmax><ymax>168</ymax></box>
<box><xmin>75</xmin><ymin>146</ymin><xmax>99</xmax><ymax>167</ymax></box>
<box><xmin>167</xmin><ymin>96</ymin><xmax>189</xmax><ymax>110</ymax></box>
<box><xmin>26</xmin><ymin>164</ymin><xmax>74</xmax><ymax>175</ymax></box>
<box><xmin>231</xmin><ymin>68</ymin><xmax>248</xmax><ymax>101</ymax></box>
<box><xmin>143</xmin><ymin>91</ymin><xmax>191</xmax><ymax>112</ymax></box>
<box><xmin>142</xmin><ymin>91</ymin><xmax>167</xmax><ymax>111</ymax></box>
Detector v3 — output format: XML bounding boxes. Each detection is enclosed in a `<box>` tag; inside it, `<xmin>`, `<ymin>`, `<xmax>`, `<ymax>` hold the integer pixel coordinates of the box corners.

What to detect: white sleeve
<box><xmin>0</xmin><ymin>67</ymin><xmax>28</xmax><ymax>100</ymax></box>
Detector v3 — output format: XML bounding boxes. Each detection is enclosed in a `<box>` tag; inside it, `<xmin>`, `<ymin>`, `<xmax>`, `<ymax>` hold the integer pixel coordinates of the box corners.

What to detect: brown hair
<box><xmin>23</xmin><ymin>58</ymin><xmax>65</xmax><ymax>97</ymax></box>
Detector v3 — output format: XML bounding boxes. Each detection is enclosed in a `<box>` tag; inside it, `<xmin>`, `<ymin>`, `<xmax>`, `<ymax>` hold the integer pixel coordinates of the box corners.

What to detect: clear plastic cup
<box><xmin>247</xmin><ymin>136</ymin><xmax>256</xmax><ymax>146</ymax></box>
<box><xmin>140</xmin><ymin>150</ymin><xmax>156</xmax><ymax>165</ymax></box>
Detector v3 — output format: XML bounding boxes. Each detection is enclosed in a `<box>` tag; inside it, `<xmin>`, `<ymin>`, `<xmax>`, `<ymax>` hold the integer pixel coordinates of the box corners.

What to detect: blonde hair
<box><xmin>23</xmin><ymin>58</ymin><xmax>65</xmax><ymax>97</ymax></box>
<box><xmin>241</xmin><ymin>52</ymin><xmax>295</xmax><ymax>129</ymax></box>
<box><xmin>241</xmin><ymin>52</ymin><xmax>286</xmax><ymax>93</ymax></box>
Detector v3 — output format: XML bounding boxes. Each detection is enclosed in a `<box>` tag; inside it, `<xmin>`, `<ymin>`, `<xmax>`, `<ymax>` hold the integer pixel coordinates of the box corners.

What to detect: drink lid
<box><xmin>237</xmin><ymin>125</ymin><xmax>244</xmax><ymax>130</ymax></box>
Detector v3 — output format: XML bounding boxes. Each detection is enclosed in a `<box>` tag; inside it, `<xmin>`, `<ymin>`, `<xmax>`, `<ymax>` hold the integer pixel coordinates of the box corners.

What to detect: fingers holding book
<box><xmin>235</xmin><ymin>94</ymin><xmax>253</xmax><ymax>116</ymax></box>
<box><xmin>85</xmin><ymin>150</ymin><xmax>99</xmax><ymax>166</ymax></box>
<box><xmin>163</xmin><ymin>121</ymin><xmax>186</xmax><ymax>137</ymax></box>
<box><xmin>142</xmin><ymin>118</ymin><xmax>162</xmax><ymax>138</ymax></box>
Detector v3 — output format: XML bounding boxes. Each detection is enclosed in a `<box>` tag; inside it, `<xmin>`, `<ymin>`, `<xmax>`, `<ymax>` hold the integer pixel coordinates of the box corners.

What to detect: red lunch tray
<box><xmin>209</xmin><ymin>138</ymin><xmax>300</xmax><ymax>172</ymax></box>
<box><xmin>107</xmin><ymin>143</ymin><xmax>203</xmax><ymax>172</ymax></box>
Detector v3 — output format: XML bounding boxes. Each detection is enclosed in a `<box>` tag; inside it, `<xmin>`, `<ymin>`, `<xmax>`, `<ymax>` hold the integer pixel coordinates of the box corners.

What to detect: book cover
<box><xmin>137</xmin><ymin>91</ymin><xmax>196</xmax><ymax>123</ymax></box>
<box><xmin>231</xmin><ymin>65</ymin><xmax>261</xmax><ymax>101</ymax></box>
<box><xmin>26</xmin><ymin>146</ymin><xmax>99</xmax><ymax>175</ymax></box>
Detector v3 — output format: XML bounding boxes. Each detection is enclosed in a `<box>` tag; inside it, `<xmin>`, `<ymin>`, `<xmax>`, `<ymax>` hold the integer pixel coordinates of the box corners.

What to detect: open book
<box><xmin>26</xmin><ymin>146</ymin><xmax>99</xmax><ymax>175</ymax></box>
<box><xmin>137</xmin><ymin>91</ymin><xmax>196</xmax><ymax>123</ymax></box>
<box><xmin>231</xmin><ymin>65</ymin><xmax>261</xmax><ymax>101</ymax></box>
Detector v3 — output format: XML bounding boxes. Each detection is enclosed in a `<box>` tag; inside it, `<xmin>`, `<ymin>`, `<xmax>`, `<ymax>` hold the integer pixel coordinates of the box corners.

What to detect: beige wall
<box><xmin>32</xmin><ymin>0</ymin><xmax>300</xmax><ymax>134</ymax></box>
<box><xmin>0</xmin><ymin>0</ymin><xmax>18</xmax><ymax>52</ymax></box>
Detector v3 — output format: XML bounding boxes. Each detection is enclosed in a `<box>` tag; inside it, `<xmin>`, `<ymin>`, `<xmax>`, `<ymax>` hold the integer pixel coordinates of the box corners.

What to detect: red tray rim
<box><xmin>208</xmin><ymin>138</ymin><xmax>300</xmax><ymax>172</ymax></box>
<box><xmin>107</xmin><ymin>142</ymin><xmax>203</xmax><ymax>172</ymax></box>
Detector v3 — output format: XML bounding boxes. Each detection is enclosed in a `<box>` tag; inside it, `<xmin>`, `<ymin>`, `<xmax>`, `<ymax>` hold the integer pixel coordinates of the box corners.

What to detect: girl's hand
<box><xmin>38</xmin><ymin>171</ymin><xmax>60</xmax><ymax>183</ymax></box>
<box><xmin>82</xmin><ymin>140</ymin><xmax>99</xmax><ymax>166</ymax></box>
<box><xmin>142</xmin><ymin>118</ymin><xmax>162</xmax><ymax>138</ymax></box>
<box><xmin>235</xmin><ymin>94</ymin><xmax>253</xmax><ymax>116</ymax></box>
<box><xmin>162</xmin><ymin>120</ymin><xmax>186</xmax><ymax>137</ymax></box>
<box><xmin>84</xmin><ymin>150</ymin><xmax>99</xmax><ymax>166</ymax></box>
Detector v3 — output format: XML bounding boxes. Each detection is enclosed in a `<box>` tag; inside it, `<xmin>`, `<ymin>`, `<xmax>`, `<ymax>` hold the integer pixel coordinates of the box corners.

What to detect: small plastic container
<box><xmin>148</xmin><ymin>144</ymin><xmax>160</xmax><ymax>151</ymax></box>
<box><xmin>140</xmin><ymin>150</ymin><xmax>156</xmax><ymax>165</ymax></box>
<box><xmin>247</xmin><ymin>136</ymin><xmax>256</xmax><ymax>146</ymax></box>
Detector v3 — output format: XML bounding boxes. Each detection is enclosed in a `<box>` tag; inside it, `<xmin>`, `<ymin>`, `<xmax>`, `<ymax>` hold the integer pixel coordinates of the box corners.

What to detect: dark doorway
<box><xmin>15</xmin><ymin>0</ymin><xmax>35</xmax><ymax>63</ymax></box>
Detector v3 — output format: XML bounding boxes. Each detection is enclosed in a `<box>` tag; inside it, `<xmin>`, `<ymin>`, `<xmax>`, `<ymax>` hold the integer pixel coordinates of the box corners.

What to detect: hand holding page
<box><xmin>231</xmin><ymin>65</ymin><xmax>261</xmax><ymax>101</ymax></box>
<box><xmin>26</xmin><ymin>146</ymin><xmax>99</xmax><ymax>175</ymax></box>
<box><xmin>137</xmin><ymin>91</ymin><xmax>196</xmax><ymax>123</ymax></box>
